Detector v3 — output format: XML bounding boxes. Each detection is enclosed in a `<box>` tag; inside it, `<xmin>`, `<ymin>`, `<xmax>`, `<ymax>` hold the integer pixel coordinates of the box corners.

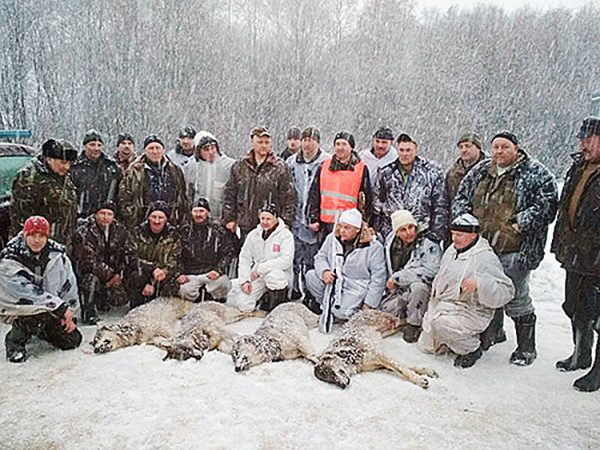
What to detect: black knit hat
<box><xmin>41</xmin><ymin>138</ymin><xmax>78</xmax><ymax>162</ymax></box>
<box><xmin>491</xmin><ymin>131</ymin><xmax>519</xmax><ymax>146</ymax></box>
<box><xmin>260</xmin><ymin>203</ymin><xmax>280</xmax><ymax>218</ymax></box>
<box><xmin>193</xmin><ymin>198</ymin><xmax>211</xmax><ymax>212</ymax></box>
<box><xmin>287</xmin><ymin>126</ymin><xmax>301</xmax><ymax>140</ymax></box>
<box><xmin>373</xmin><ymin>127</ymin><xmax>394</xmax><ymax>141</ymax></box>
<box><xmin>334</xmin><ymin>131</ymin><xmax>355</xmax><ymax>149</ymax></box>
<box><xmin>302</xmin><ymin>126</ymin><xmax>321</xmax><ymax>142</ymax></box>
<box><xmin>147</xmin><ymin>200</ymin><xmax>171</xmax><ymax>219</ymax></box>
<box><xmin>83</xmin><ymin>129</ymin><xmax>103</xmax><ymax>145</ymax></box>
<box><xmin>577</xmin><ymin>117</ymin><xmax>600</xmax><ymax>139</ymax></box>
<box><xmin>117</xmin><ymin>132</ymin><xmax>135</xmax><ymax>146</ymax></box>
<box><xmin>143</xmin><ymin>134</ymin><xmax>164</xmax><ymax>149</ymax></box>
<box><xmin>179</xmin><ymin>125</ymin><xmax>197</xmax><ymax>139</ymax></box>
<box><xmin>95</xmin><ymin>200</ymin><xmax>117</xmax><ymax>214</ymax></box>
<box><xmin>451</xmin><ymin>213</ymin><xmax>480</xmax><ymax>233</ymax></box>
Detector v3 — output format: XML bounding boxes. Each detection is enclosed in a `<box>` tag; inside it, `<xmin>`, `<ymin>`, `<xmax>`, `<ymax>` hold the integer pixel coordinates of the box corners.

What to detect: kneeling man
<box><xmin>0</xmin><ymin>216</ymin><xmax>81</xmax><ymax>362</ymax></box>
<box><xmin>418</xmin><ymin>214</ymin><xmax>515</xmax><ymax>368</ymax></box>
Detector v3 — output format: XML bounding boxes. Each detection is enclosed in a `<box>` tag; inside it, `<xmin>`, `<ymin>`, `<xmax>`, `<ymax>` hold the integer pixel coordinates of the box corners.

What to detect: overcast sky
<box><xmin>416</xmin><ymin>0</ymin><xmax>598</xmax><ymax>13</ymax></box>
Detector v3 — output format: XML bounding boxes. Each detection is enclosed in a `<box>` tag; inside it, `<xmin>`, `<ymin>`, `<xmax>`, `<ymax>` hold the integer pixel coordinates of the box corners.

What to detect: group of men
<box><xmin>0</xmin><ymin>117</ymin><xmax>598</xmax><ymax>394</ymax></box>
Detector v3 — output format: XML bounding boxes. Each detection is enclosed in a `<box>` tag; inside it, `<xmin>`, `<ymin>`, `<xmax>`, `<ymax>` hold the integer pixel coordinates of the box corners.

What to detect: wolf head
<box><xmin>314</xmin><ymin>354</ymin><xmax>352</xmax><ymax>389</ymax></box>
<box><xmin>91</xmin><ymin>323</ymin><xmax>141</xmax><ymax>354</ymax></box>
<box><xmin>231</xmin><ymin>335</ymin><xmax>281</xmax><ymax>372</ymax></box>
<box><xmin>162</xmin><ymin>334</ymin><xmax>209</xmax><ymax>361</ymax></box>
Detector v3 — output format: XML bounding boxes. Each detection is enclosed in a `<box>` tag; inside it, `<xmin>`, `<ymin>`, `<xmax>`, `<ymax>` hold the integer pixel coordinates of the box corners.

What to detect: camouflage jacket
<box><xmin>222</xmin><ymin>150</ymin><xmax>296</xmax><ymax>233</ymax></box>
<box><xmin>551</xmin><ymin>154</ymin><xmax>600</xmax><ymax>276</ymax></box>
<box><xmin>72</xmin><ymin>215</ymin><xmax>137</xmax><ymax>283</ymax></box>
<box><xmin>445</xmin><ymin>151</ymin><xmax>488</xmax><ymax>203</ymax></box>
<box><xmin>132</xmin><ymin>221</ymin><xmax>182</xmax><ymax>283</ymax></box>
<box><xmin>10</xmin><ymin>155</ymin><xmax>78</xmax><ymax>249</ymax></box>
<box><xmin>118</xmin><ymin>155</ymin><xmax>189</xmax><ymax>229</ymax></box>
<box><xmin>453</xmin><ymin>149</ymin><xmax>558</xmax><ymax>270</ymax></box>
<box><xmin>373</xmin><ymin>156</ymin><xmax>449</xmax><ymax>243</ymax></box>
<box><xmin>178</xmin><ymin>218</ymin><xmax>238</xmax><ymax>275</ymax></box>
<box><xmin>70</xmin><ymin>152</ymin><xmax>121</xmax><ymax>218</ymax></box>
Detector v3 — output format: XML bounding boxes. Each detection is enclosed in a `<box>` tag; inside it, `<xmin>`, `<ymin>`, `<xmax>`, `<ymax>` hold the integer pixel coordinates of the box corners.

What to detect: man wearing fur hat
<box><xmin>453</xmin><ymin>131</ymin><xmax>558</xmax><ymax>366</ymax></box>
<box><xmin>551</xmin><ymin>117</ymin><xmax>600</xmax><ymax>391</ymax></box>
<box><xmin>418</xmin><ymin>214</ymin><xmax>514</xmax><ymax>368</ymax></box>
<box><xmin>279</xmin><ymin>126</ymin><xmax>302</xmax><ymax>161</ymax></box>
<box><xmin>307</xmin><ymin>131</ymin><xmax>373</xmax><ymax>238</ymax></box>
<box><xmin>183</xmin><ymin>130</ymin><xmax>235</xmax><ymax>221</ymax></box>
<box><xmin>119</xmin><ymin>134</ymin><xmax>189</xmax><ymax>229</ymax></box>
<box><xmin>10</xmin><ymin>139</ymin><xmax>78</xmax><ymax>250</ymax></box>
<box><xmin>305</xmin><ymin>208</ymin><xmax>386</xmax><ymax>324</ymax></box>
<box><xmin>446</xmin><ymin>132</ymin><xmax>488</xmax><ymax>203</ymax></box>
<box><xmin>176</xmin><ymin>198</ymin><xmax>237</xmax><ymax>302</ymax></box>
<box><xmin>286</xmin><ymin>126</ymin><xmax>330</xmax><ymax>300</ymax></box>
<box><xmin>167</xmin><ymin>125</ymin><xmax>197</xmax><ymax>169</ymax></box>
<box><xmin>222</xmin><ymin>127</ymin><xmax>296</xmax><ymax>240</ymax></box>
<box><xmin>72</xmin><ymin>201</ymin><xmax>137</xmax><ymax>324</ymax></box>
<box><xmin>373</xmin><ymin>133</ymin><xmax>449</xmax><ymax>243</ymax></box>
<box><xmin>70</xmin><ymin>129</ymin><xmax>121</xmax><ymax>219</ymax></box>
<box><xmin>359</xmin><ymin>126</ymin><xmax>398</xmax><ymax>189</ymax></box>
<box><xmin>379</xmin><ymin>209</ymin><xmax>442</xmax><ymax>343</ymax></box>
<box><xmin>234</xmin><ymin>204</ymin><xmax>294</xmax><ymax>312</ymax></box>
<box><xmin>129</xmin><ymin>201</ymin><xmax>182</xmax><ymax>309</ymax></box>
<box><xmin>0</xmin><ymin>216</ymin><xmax>81</xmax><ymax>363</ymax></box>
<box><xmin>114</xmin><ymin>132</ymin><xmax>136</xmax><ymax>176</ymax></box>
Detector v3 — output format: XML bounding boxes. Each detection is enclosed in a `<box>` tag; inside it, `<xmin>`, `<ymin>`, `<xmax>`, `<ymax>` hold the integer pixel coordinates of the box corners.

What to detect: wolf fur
<box><xmin>231</xmin><ymin>303</ymin><xmax>319</xmax><ymax>372</ymax></box>
<box><xmin>314</xmin><ymin>310</ymin><xmax>438</xmax><ymax>389</ymax></box>
<box><xmin>91</xmin><ymin>297</ymin><xmax>194</xmax><ymax>354</ymax></box>
<box><xmin>162</xmin><ymin>302</ymin><xmax>265</xmax><ymax>361</ymax></box>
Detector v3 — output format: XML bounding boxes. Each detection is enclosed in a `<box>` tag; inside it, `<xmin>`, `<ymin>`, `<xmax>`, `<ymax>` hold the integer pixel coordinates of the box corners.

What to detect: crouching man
<box><xmin>72</xmin><ymin>201</ymin><xmax>137</xmax><ymax>324</ymax></box>
<box><xmin>236</xmin><ymin>204</ymin><xmax>294</xmax><ymax>312</ymax></box>
<box><xmin>129</xmin><ymin>201</ymin><xmax>182</xmax><ymax>309</ymax></box>
<box><xmin>0</xmin><ymin>216</ymin><xmax>82</xmax><ymax>363</ymax></box>
<box><xmin>305</xmin><ymin>208</ymin><xmax>386</xmax><ymax>324</ymax></box>
<box><xmin>177</xmin><ymin>198</ymin><xmax>236</xmax><ymax>302</ymax></box>
<box><xmin>379</xmin><ymin>209</ymin><xmax>442</xmax><ymax>343</ymax></box>
<box><xmin>418</xmin><ymin>214</ymin><xmax>515</xmax><ymax>368</ymax></box>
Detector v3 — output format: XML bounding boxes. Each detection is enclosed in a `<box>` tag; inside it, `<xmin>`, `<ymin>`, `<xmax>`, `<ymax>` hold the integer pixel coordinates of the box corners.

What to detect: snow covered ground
<box><xmin>1</xmin><ymin>249</ymin><xmax>598</xmax><ymax>449</ymax></box>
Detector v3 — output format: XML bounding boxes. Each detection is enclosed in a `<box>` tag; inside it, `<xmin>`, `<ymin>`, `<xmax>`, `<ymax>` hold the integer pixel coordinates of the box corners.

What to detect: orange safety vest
<box><xmin>319</xmin><ymin>158</ymin><xmax>365</xmax><ymax>223</ymax></box>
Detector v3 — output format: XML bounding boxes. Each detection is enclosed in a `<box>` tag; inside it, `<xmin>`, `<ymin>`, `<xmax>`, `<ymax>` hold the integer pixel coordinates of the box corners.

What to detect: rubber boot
<box><xmin>480</xmin><ymin>309</ymin><xmax>507</xmax><ymax>351</ymax></box>
<box><xmin>403</xmin><ymin>324</ymin><xmax>422</xmax><ymax>343</ymax></box>
<box><xmin>454</xmin><ymin>347</ymin><xmax>483</xmax><ymax>369</ymax></box>
<box><xmin>80</xmin><ymin>281</ymin><xmax>101</xmax><ymax>325</ymax></box>
<box><xmin>510</xmin><ymin>313</ymin><xmax>537</xmax><ymax>366</ymax></box>
<box><xmin>5</xmin><ymin>320</ymin><xmax>32</xmax><ymax>363</ymax></box>
<box><xmin>556</xmin><ymin>320</ymin><xmax>593</xmax><ymax>371</ymax></box>
<box><xmin>573</xmin><ymin>331</ymin><xmax>600</xmax><ymax>392</ymax></box>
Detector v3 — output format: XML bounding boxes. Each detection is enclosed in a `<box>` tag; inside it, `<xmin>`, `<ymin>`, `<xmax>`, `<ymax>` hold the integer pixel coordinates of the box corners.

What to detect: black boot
<box><xmin>80</xmin><ymin>287</ymin><xmax>101</xmax><ymax>325</ymax></box>
<box><xmin>510</xmin><ymin>313</ymin><xmax>537</xmax><ymax>366</ymax></box>
<box><xmin>303</xmin><ymin>293</ymin><xmax>322</xmax><ymax>315</ymax></box>
<box><xmin>5</xmin><ymin>321</ymin><xmax>32</xmax><ymax>363</ymax></box>
<box><xmin>574</xmin><ymin>332</ymin><xmax>600</xmax><ymax>392</ymax></box>
<box><xmin>556</xmin><ymin>320</ymin><xmax>593</xmax><ymax>371</ymax></box>
<box><xmin>454</xmin><ymin>347</ymin><xmax>483</xmax><ymax>369</ymax></box>
<box><xmin>403</xmin><ymin>324</ymin><xmax>422</xmax><ymax>343</ymax></box>
<box><xmin>480</xmin><ymin>309</ymin><xmax>507</xmax><ymax>351</ymax></box>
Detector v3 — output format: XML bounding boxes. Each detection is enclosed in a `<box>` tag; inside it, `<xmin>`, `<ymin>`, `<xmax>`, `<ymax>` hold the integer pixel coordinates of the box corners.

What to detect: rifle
<box><xmin>319</xmin><ymin>267</ymin><xmax>336</xmax><ymax>333</ymax></box>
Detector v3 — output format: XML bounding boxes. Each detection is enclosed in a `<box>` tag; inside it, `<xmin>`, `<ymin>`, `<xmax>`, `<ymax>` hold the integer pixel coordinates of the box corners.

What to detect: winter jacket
<box><xmin>286</xmin><ymin>149</ymin><xmax>331</xmax><ymax>244</ymax></box>
<box><xmin>238</xmin><ymin>218</ymin><xmax>294</xmax><ymax>283</ymax></box>
<box><xmin>178</xmin><ymin>218</ymin><xmax>238</xmax><ymax>276</ymax></box>
<box><xmin>132</xmin><ymin>221</ymin><xmax>182</xmax><ymax>284</ymax></box>
<box><xmin>10</xmin><ymin>155</ymin><xmax>78</xmax><ymax>249</ymax></box>
<box><xmin>453</xmin><ymin>149</ymin><xmax>558</xmax><ymax>270</ymax></box>
<box><xmin>445</xmin><ymin>151</ymin><xmax>488</xmax><ymax>203</ymax></box>
<box><xmin>307</xmin><ymin>152</ymin><xmax>373</xmax><ymax>226</ymax></box>
<box><xmin>314</xmin><ymin>224</ymin><xmax>387</xmax><ymax>319</ymax></box>
<box><xmin>118</xmin><ymin>155</ymin><xmax>189</xmax><ymax>229</ymax></box>
<box><xmin>359</xmin><ymin>147</ymin><xmax>397</xmax><ymax>190</ymax></box>
<box><xmin>373</xmin><ymin>156</ymin><xmax>449</xmax><ymax>243</ymax></box>
<box><xmin>419</xmin><ymin>236</ymin><xmax>514</xmax><ymax>355</ymax></box>
<box><xmin>70</xmin><ymin>152</ymin><xmax>121</xmax><ymax>218</ymax></box>
<box><xmin>0</xmin><ymin>234</ymin><xmax>79</xmax><ymax>318</ymax></box>
<box><xmin>222</xmin><ymin>150</ymin><xmax>296</xmax><ymax>233</ymax></box>
<box><xmin>72</xmin><ymin>215</ymin><xmax>137</xmax><ymax>283</ymax></box>
<box><xmin>167</xmin><ymin>146</ymin><xmax>194</xmax><ymax>170</ymax></box>
<box><xmin>183</xmin><ymin>153</ymin><xmax>235</xmax><ymax>221</ymax></box>
<box><xmin>384</xmin><ymin>231</ymin><xmax>441</xmax><ymax>288</ymax></box>
<box><xmin>551</xmin><ymin>153</ymin><xmax>600</xmax><ymax>276</ymax></box>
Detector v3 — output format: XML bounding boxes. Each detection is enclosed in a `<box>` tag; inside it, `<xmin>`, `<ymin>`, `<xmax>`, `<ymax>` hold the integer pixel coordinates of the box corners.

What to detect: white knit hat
<box><xmin>338</xmin><ymin>208</ymin><xmax>362</xmax><ymax>229</ymax></box>
<box><xmin>391</xmin><ymin>209</ymin><xmax>418</xmax><ymax>234</ymax></box>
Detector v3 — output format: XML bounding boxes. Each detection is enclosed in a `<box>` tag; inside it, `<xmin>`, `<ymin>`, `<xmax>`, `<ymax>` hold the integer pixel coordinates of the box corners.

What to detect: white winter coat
<box><xmin>419</xmin><ymin>236</ymin><xmax>515</xmax><ymax>355</ymax></box>
<box><xmin>359</xmin><ymin>147</ymin><xmax>397</xmax><ymax>189</ymax></box>
<box><xmin>238</xmin><ymin>219</ymin><xmax>294</xmax><ymax>284</ymax></box>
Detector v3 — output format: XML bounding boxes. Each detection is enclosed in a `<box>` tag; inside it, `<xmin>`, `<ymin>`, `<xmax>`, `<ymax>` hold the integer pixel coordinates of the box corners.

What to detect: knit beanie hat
<box><xmin>179</xmin><ymin>125</ymin><xmax>197</xmax><ymax>139</ymax></box>
<box><xmin>391</xmin><ymin>209</ymin><xmax>418</xmax><ymax>235</ymax></box>
<box><xmin>302</xmin><ymin>126</ymin><xmax>321</xmax><ymax>142</ymax></box>
<box><xmin>117</xmin><ymin>132</ymin><xmax>135</xmax><ymax>146</ymax></box>
<box><xmin>41</xmin><ymin>138</ymin><xmax>78</xmax><ymax>162</ymax></box>
<box><xmin>373</xmin><ymin>127</ymin><xmax>394</xmax><ymax>141</ymax></box>
<box><xmin>146</xmin><ymin>200</ymin><xmax>171</xmax><ymax>219</ymax></box>
<box><xmin>193</xmin><ymin>198</ymin><xmax>211</xmax><ymax>212</ymax></box>
<box><xmin>457</xmin><ymin>132</ymin><xmax>482</xmax><ymax>149</ymax></box>
<box><xmin>577</xmin><ymin>117</ymin><xmax>600</xmax><ymax>139</ymax></box>
<box><xmin>491</xmin><ymin>131</ymin><xmax>519</xmax><ymax>146</ymax></box>
<box><xmin>95</xmin><ymin>200</ymin><xmax>117</xmax><ymax>214</ymax></box>
<box><xmin>338</xmin><ymin>208</ymin><xmax>362</xmax><ymax>229</ymax></box>
<box><xmin>451</xmin><ymin>213</ymin><xmax>480</xmax><ymax>233</ymax></box>
<box><xmin>83</xmin><ymin>129</ymin><xmax>103</xmax><ymax>145</ymax></box>
<box><xmin>23</xmin><ymin>216</ymin><xmax>51</xmax><ymax>237</ymax></box>
<box><xmin>287</xmin><ymin>126</ymin><xmax>301</xmax><ymax>140</ymax></box>
<box><xmin>260</xmin><ymin>203</ymin><xmax>280</xmax><ymax>218</ymax></box>
<box><xmin>334</xmin><ymin>131</ymin><xmax>355</xmax><ymax>149</ymax></box>
<box><xmin>143</xmin><ymin>134</ymin><xmax>164</xmax><ymax>149</ymax></box>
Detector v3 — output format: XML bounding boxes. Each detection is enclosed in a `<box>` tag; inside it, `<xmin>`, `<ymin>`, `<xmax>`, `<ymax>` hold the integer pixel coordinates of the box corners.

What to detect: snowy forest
<box><xmin>1</xmin><ymin>0</ymin><xmax>599</xmax><ymax>174</ymax></box>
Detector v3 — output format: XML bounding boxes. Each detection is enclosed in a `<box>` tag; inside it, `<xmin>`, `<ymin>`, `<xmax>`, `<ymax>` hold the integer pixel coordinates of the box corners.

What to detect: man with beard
<box><xmin>114</xmin><ymin>132</ymin><xmax>136</xmax><ymax>176</ymax></box>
